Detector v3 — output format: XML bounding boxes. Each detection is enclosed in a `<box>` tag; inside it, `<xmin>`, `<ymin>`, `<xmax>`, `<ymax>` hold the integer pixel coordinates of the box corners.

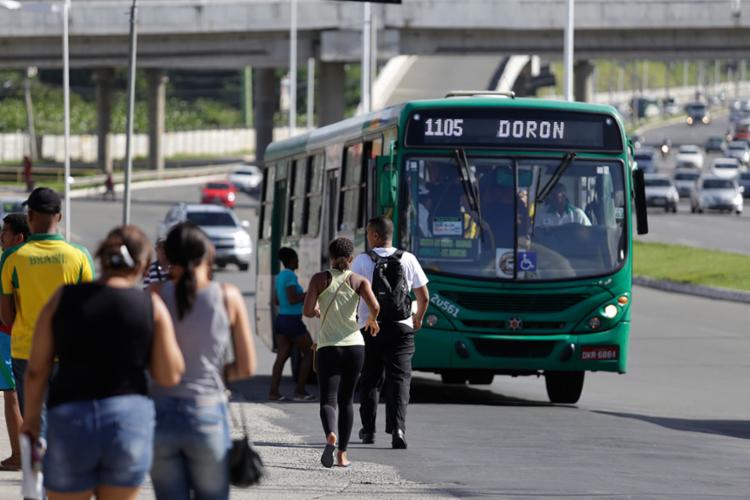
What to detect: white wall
<box><xmin>0</xmin><ymin>127</ymin><xmax>308</xmax><ymax>163</ymax></box>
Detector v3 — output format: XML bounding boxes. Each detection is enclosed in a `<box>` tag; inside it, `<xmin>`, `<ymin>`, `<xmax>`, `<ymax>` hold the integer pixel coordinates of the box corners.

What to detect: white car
<box><xmin>726</xmin><ymin>141</ymin><xmax>750</xmax><ymax>166</ymax></box>
<box><xmin>675</xmin><ymin>145</ymin><xmax>704</xmax><ymax>169</ymax></box>
<box><xmin>690</xmin><ymin>176</ymin><xmax>744</xmax><ymax>214</ymax></box>
<box><xmin>228</xmin><ymin>165</ymin><xmax>263</xmax><ymax>193</ymax></box>
<box><xmin>644</xmin><ymin>174</ymin><xmax>679</xmax><ymax>213</ymax></box>
<box><xmin>710</xmin><ymin>158</ymin><xmax>743</xmax><ymax>179</ymax></box>
<box><xmin>158</xmin><ymin>203</ymin><xmax>253</xmax><ymax>270</ymax></box>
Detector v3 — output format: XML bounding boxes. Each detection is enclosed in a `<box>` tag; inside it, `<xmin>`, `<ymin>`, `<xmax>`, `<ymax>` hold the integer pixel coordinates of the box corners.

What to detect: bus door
<box><xmin>321</xmin><ymin>170</ymin><xmax>340</xmax><ymax>268</ymax></box>
<box><xmin>268</xmin><ymin>177</ymin><xmax>287</xmax><ymax>347</ymax></box>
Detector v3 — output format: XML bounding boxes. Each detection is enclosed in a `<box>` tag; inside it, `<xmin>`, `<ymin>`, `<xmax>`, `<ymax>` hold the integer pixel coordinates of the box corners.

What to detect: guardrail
<box><xmin>0</xmin><ymin>163</ymin><xmax>239</xmax><ymax>190</ymax></box>
<box><xmin>72</xmin><ymin>164</ymin><xmax>240</xmax><ymax>189</ymax></box>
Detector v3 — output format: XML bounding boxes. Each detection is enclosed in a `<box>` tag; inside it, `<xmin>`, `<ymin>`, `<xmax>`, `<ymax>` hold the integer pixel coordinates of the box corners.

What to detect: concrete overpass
<box><xmin>1</xmin><ymin>0</ymin><xmax>748</xmax><ymax>69</ymax></box>
<box><xmin>1</xmin><ymin>0</ymin><xmax>748</xmax><ymax>166</ymax></box>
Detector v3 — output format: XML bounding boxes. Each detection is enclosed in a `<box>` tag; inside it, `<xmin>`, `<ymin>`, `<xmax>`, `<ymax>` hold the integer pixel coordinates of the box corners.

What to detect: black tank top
<box><xmin>48</xmin><ymin>282</ymin><xmax>154</xmax><ymax>408</ymax></box>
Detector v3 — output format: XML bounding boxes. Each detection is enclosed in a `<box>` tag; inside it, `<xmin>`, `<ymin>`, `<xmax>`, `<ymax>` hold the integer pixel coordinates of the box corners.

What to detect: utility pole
<box><xmin>289</xmin><ymin>0</ymin><xmax>297</xmax><ymax>135</ymax></box>
<box><xmin>122</xmin><ymin>0</ymin><xmax>138</xmax><ymax>225</ymax></box>
<box><xmin>361</xmin><ymin>2</ymin><xmax>372</xmax><ymax>112</ymax></box>
<box><xmin>62</xmin><ymin>0</ymin><xmax>71</xmax><ymax>239</ymax></box>
<box><xmin>563</xmin><ymin>0</ymin><xmax>574</xmax><ymax>101</ymax></box>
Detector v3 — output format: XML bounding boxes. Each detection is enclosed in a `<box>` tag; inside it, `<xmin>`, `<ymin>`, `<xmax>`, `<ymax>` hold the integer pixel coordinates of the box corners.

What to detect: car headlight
<box><xmin>234</xmin><ymin>231</ymin><xmax>251</xmax><ymax>245</ymax></box>
<box><xmin>227</xmin><ymin>192</ymin><xmax>236</xmax><ymax>202</ymax></box>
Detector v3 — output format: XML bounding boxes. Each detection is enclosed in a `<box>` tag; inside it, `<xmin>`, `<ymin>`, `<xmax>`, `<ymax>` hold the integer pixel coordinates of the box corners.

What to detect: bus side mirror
<box><xmin>376</xmin><ymin>156</ymin><xmax>398</xmax><ymax>208</ymax></box>
<box><xmin>633</xmin><ymin>169</ymin><xmax>649</xmax><ymax>235</ymax></box>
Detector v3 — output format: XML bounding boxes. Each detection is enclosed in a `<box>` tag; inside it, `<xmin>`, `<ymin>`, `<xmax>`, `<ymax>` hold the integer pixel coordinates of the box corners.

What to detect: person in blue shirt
<box><xmin>269</xmin><ymin>247</ymin><xmax>314</xmax><ymax>401</ymax></box>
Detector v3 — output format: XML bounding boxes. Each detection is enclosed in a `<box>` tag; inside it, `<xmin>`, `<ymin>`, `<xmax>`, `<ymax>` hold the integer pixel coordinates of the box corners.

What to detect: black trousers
<box><xmin>317</xmin><ymin>345</ymin><xmax>365</xmax><ymax>451</ymax></box>
<box><xmin>359</xmin><ymin>322</ymin><xmax>415</xmax><ymax>434</ymax></box>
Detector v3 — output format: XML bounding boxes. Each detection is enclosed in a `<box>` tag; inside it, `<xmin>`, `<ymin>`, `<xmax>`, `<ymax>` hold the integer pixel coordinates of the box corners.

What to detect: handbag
<box><xmin>312</xmin><ymin>271</ymin><xmax>349</xmax><ymax>373</ymax></box>
<box><xmin>218</xmin><ymin>283</ymin><xmax>265</xmax><ymax>487</ymax></box>
<box><xmin>228</xmin><ymin>401</ymin><xmax>265</xmax><ymax>487</ymax></box>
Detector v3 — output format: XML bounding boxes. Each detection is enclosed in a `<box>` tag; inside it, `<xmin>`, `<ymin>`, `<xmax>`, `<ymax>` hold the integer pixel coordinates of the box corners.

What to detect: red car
<box><xmin>201</xmin><ymin>181</ymin><xmax>237</xmax><ymax>208</ymax></box>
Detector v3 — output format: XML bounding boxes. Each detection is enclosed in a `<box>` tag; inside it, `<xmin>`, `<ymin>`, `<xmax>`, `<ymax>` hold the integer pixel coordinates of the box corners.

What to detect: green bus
<box><xmin>256</xmin><ymin>94</ymin><xmax>648</xmax><ymax>404</ymax></box>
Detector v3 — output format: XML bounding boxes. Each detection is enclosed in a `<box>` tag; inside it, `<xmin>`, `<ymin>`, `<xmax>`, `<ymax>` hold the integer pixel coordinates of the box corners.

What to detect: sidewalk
<box><xmin>0</xmin><ymin>401</ymin><xmax>454</xmax><ymax>499</ymax></box>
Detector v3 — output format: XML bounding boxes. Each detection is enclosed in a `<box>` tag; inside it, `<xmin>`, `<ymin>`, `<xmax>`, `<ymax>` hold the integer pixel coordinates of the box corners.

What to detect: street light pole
<box><xmin>563</xmin><ymin>0</ymin><xmax>574</xmax><ymax>101</ymax></box>
<box><xmin>361</xmin><ymin>2</ymin><xmax>372</xmax><ymax>113</ymax></box>
<box><xmin>289</xmin><ymin>0</ymin><xmax>297</xmax><ymax>135</ymax></box>
<box><xmin>123</xmin><ymin>0</ymin><xmax>138</xmax><ymax>225</ymax></box>
<box><xmin>62</xmin><ymin>0</ymin><xmax>71</xmax><ymax>239</ymax></box>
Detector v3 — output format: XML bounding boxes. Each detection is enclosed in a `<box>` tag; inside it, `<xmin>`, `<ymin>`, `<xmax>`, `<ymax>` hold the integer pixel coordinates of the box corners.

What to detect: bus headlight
<box><xmin>602</xmin><ymin>304</ymin><xmax>619</xmax><ymax>319</ymax></box>
<box><xmin>575</xmin><ymin>293</ymin><xmax>630</xmax><ymax>333</ymax></box>
<box><xmin>687</xmin><ymin>116</ymin><xmax>694</xmax><ymax>125</ymax></box>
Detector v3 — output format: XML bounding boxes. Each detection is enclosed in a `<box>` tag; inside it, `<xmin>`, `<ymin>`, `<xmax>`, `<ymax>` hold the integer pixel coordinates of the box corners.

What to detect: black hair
<box><xmin>2</xmin><ymin>213</ymin><xmax>29</xmax><ymax>242</ymax></box>
<box><xmin>329</xmin><ymin>237</ymin><xmax>354</xmax><ymax>271</ymax></box>
<box><xmin>278</xmin><ymin>247</ymin><xmax>298</xmax><ymax>268</ymax></box>
<box><xmin>164</xmin><ymin>222</ymin><xmax>213</xmax><ymax>320</ymax></box>
<box><xmin>95</xmin><ymin>225</ymin><xmax>152</xmax><ymax>275</ymax></box>
<box><xmin>367</xmin><ymin>215</ymin><xmax>393</xmax><ymax>243</ymax></box>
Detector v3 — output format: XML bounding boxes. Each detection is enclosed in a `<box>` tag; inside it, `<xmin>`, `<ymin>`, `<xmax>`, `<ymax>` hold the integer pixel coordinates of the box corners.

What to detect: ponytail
<box><xmin>328</xmin><ymin>237</ymin><xmax>354</xmax><ymax>271</ymax></box>
<box><xmin>164</xmin><ymin>222</ymin><xmax>212</xmax><ymax>320</ymax></box>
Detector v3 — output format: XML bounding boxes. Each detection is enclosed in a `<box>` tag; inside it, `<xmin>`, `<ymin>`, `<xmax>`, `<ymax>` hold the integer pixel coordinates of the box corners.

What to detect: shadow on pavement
<box><xmin>596</xmin><ymin>411</ymin><xmax>750</xmax><ymax>440</ymax></box>
<box><xmin>409</xmin><ymin>376</ymin><xmax>554</xmax><ymax>407</ymax></box>
<box><xmin>230</xmin><ymin>375</ymin><xmax>555</xmax><ymax>408</ymax></box>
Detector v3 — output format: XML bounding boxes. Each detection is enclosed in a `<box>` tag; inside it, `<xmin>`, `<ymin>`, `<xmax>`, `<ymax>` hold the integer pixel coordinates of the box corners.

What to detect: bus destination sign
<box><xmin>404</xmin><ymin>108</ymin><xmax>623</xmax><ymax>152</ymax></box>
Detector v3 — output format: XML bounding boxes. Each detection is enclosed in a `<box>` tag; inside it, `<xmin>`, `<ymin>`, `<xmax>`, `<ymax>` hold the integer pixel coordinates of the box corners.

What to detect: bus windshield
<box><xmin>405</xmin><ymin>156</ymin><xmax>627</xmax><ymax>280</ymax></box>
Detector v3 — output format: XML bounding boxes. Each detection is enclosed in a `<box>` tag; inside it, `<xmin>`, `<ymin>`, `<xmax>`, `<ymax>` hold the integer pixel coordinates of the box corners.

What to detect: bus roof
<box><xmin>263</xmin><ymin>97</ymin><xmax>622</xmax><ymax>163</ymax></box>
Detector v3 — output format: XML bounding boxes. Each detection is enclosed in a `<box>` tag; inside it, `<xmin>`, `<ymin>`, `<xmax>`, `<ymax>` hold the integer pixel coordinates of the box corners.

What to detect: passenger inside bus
<box><xmin>478</xmin><ymin>166</ymin><xmax>530</xmax><ymax>250</ymax></box>
<box><xmin>538</xmin><ymin>183</ymin><xmax>591</xmax><ymax>227</ymax></box>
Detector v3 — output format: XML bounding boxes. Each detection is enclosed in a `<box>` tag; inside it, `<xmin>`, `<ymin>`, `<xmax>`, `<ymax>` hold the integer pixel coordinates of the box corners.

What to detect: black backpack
<box><xmin>368</xmin><ymin>250</ymin><xmax>411</xmax><ymax>323</ymax></box>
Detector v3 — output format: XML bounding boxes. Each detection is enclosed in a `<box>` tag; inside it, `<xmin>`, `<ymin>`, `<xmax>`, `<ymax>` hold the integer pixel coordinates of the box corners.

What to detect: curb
<box><xmin>634</xmin><ymin>276</ymin><xmax>750</xmax><ymax>304</ymax></box>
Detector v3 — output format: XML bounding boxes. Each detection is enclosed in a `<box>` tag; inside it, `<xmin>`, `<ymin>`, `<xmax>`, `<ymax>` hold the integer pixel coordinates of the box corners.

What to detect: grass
<box><xmin>634</xmin><ymin>241</ymin><xmax>750</xmax><ymax>292</ymax></box>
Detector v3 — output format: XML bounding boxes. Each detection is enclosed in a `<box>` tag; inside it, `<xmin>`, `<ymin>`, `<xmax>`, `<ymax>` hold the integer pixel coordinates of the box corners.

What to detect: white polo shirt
<box><xmin>540</xmin><ymin>204</ymin><xmax>592</xmax><ymax>227</ymax></box>
<box><xmin>351</xmin><ymin>247</ymin><xmax>429</xmax><ymax>329</ymax></box>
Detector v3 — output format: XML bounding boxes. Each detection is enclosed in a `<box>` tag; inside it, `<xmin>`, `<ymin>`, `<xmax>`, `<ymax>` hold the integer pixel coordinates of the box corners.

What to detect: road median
<box><xmin>634</xmin><ymin>241</ymin><xmax>750</xmax><ymax>304</ymax></box>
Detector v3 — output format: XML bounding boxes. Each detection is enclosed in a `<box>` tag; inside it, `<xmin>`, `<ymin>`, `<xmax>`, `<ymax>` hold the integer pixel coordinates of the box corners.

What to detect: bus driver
<box><xmin>539</xmin><ymin>183</ymin><xmax>591</xmax><ymax>227</ymax></box>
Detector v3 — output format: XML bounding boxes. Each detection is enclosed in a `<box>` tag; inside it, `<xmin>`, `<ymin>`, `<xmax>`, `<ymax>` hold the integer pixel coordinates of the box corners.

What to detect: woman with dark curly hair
<box><xmin>304</xmin><ymin>237</ymin><xmax>379</xmax><ymax>468</ymax></box>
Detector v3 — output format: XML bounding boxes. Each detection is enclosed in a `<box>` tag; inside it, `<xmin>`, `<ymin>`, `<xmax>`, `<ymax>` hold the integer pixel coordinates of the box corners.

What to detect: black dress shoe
<box><xmin>359</xmin><ymin>428</ymin><xmax>374</xmax><ymax>444</ymax></box>
<box><xmin>392</xmin><ymin>429</ymin><xmax>407</xmax><ymax>449</ymax></box>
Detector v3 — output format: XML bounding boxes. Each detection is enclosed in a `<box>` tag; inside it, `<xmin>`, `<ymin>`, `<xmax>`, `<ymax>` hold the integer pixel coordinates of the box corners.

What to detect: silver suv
<box><xmin>158</xmin><ymin>203</ymin><xmax>252</xmax><ymax>271</ymax></box>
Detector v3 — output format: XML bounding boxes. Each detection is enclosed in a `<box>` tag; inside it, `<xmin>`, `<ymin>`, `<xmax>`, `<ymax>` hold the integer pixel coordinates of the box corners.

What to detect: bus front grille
<box><xmin>441</xmin><ymin>292</ymin><xmax>588</xmax><ymax>313</ymax></box>
<box><xmin>462</xmin><ymin>319</ymin><xmax>566</xmax><ymax>331</ymax></box>
<box><xmin>471</xmin><ymin>339</ymin><xmax>557</xmax><ymax>358</ymax></box>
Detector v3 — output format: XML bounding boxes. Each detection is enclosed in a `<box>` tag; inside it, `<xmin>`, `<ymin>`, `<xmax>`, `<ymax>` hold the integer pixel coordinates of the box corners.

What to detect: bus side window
<box><xmin>306</xmin><ymin>155</ymin><xmax>324</xmax><ymax>236</ymax></box>
<box><xmin>288</xmin><ymin>159</ymin><xmax>308</xmax><ymax>237</ymax></box>
<box><xmin>260</xmin><ymin>163</ymin><xmax>276</xmax><ymax>240</ymax></box>
<box><xmin>338</xmin><ymin>144</ymin><xmax>363</xmax><ymax>232</ymax></box>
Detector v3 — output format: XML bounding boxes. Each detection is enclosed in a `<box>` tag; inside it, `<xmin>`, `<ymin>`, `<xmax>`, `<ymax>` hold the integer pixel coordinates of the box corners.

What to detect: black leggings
<box><xmin>316</xmin><ymin>345</ymin><xmax>365</xmax><ymax>451</ymax></box>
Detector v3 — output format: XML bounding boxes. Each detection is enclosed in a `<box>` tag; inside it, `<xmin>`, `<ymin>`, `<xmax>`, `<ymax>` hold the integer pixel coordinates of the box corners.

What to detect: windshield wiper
<box><xmin>528</xmin><ymin>152</ymin><xmax>576</xmax><ymax>236</ymax></box>
<box><xmin>536</xmin><ymin>152</ymin><xmax>576</xmax><ymax>204</ymax></box>
<box><xmin>453</xmin><ymin>148</ymin><xmax>483</xmax><ymax>241</ymax></box>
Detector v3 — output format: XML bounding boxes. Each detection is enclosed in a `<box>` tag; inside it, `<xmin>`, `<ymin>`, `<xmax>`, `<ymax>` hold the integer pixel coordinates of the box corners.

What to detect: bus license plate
<box><xmin>581</xmin><ymin>346</ymin><xmax>619</xmax><ymax>361</ymax></box>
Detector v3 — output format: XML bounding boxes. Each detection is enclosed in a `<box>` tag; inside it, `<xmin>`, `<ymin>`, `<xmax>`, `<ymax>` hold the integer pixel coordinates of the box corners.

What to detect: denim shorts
<box><xmin>274</xmin><ymin>314</ymin><xmax>308</xmax><ymax>338</ymax></box>
<box><xmin>44</xmin><ymin>394</ymin><xmax>155</xmax><ymax>492</ymax></box>
<box><xmin>151</xmin><ymin>396</ymin><xmax>231</xmax><ymax>500</ymax></box>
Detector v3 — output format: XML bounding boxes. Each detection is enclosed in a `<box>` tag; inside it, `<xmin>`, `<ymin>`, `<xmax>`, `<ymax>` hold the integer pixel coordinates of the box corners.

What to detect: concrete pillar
<box><xmin>147</xmin><ymin>68</ymin><xmax>168</xmax><ymax>171</ymax></box>
<box><xmin>317</xmin><ymin>62</ymin><xmax>345</xmax><ymax>126</ymax></box>
<box><xmin>253</xmin><ymin>68</ymin><xmax>279</xmax><ymax>162</ymax></box>
<box><xmin>574</xmin><ymin>60</ymin><xmax>594</xmax><ymax>103</ymax></box>
<box><xmin>94</xmin><ymin>68</ymin><xmax>114</xmax><ymax>173</ymax></box>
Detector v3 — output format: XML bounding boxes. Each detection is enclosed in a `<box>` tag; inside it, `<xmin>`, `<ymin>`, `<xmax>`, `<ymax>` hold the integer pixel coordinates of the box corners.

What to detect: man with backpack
<box><xmin>353</xmin><ymin>215</ymin><xmax>429</xmax><ymax>449</ymax></box>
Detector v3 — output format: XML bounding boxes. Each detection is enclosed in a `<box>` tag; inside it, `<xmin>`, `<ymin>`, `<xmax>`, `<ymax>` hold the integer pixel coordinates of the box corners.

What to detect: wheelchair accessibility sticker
<box><xmin>517</xmin><ymin>251</ymin><xmax>537</xmax><ymax>272</ymax></box>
